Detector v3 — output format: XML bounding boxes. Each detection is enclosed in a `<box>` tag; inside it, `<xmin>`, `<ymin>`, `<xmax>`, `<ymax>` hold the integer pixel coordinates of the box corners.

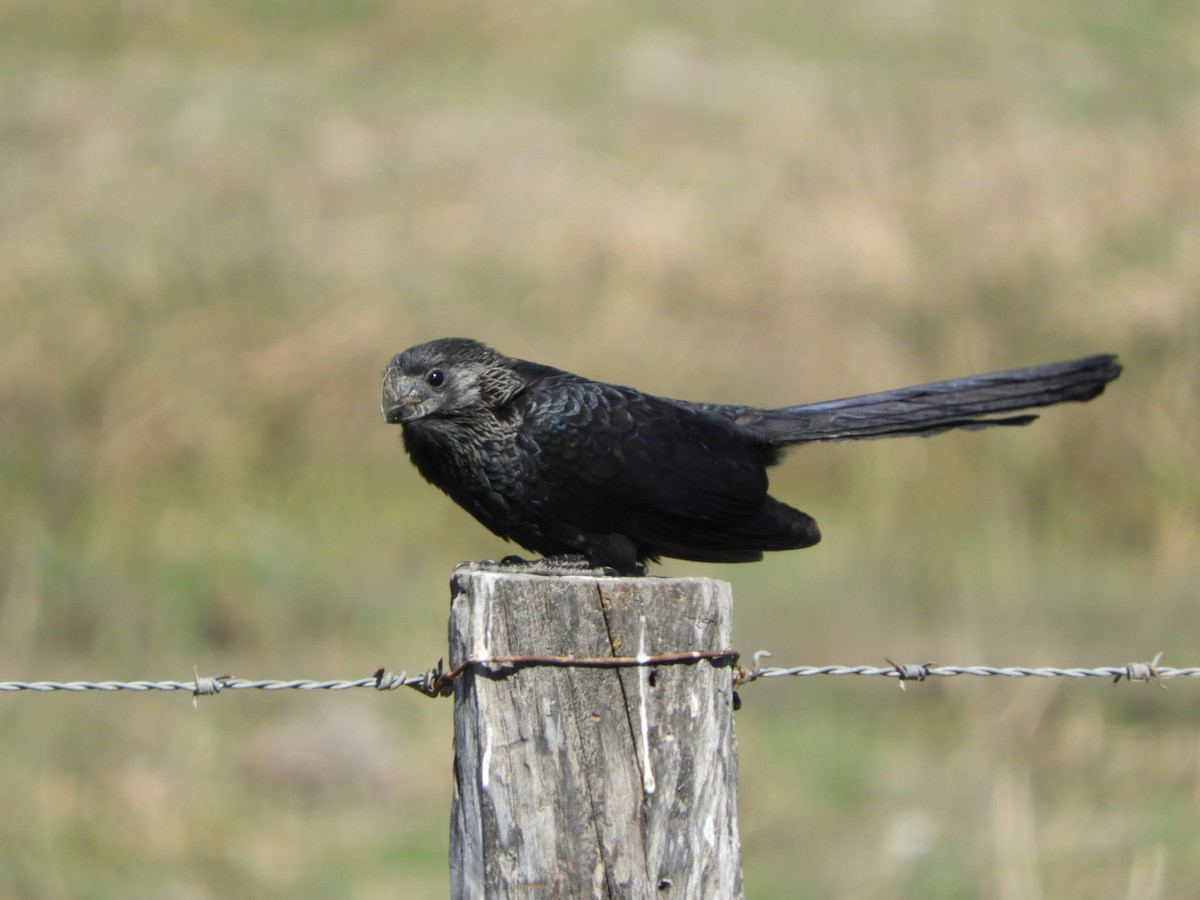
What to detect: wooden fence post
<box><xmin>448</xmin><ymin>566</ymin><xmax>743</xmax><ymax>899</ymax></box>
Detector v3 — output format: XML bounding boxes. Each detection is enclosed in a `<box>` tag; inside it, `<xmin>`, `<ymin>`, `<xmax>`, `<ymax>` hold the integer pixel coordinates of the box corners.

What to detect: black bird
<box><xmin>382</xmin><ymin>338</ymin><xmax>1120</xmax><ymax>575</ymax></box>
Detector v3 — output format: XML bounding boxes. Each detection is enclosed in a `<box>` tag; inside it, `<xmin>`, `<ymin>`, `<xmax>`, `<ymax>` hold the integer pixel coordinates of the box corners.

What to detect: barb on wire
<box><xmin>1113</xmin><ymin>651</ymin><xmax>1168</xmax><ymax>689</ymax></box>
<box><xmin>885</xmin><ymin>658</ymin><xmax>932</xmax><ymax>691</ymax></box>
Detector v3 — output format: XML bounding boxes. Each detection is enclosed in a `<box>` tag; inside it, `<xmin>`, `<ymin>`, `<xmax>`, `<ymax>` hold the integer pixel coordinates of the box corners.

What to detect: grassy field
<box><xmin>2</xmin><ymin>2</ymin><xmax>1198</xmax><ymax>897</ymax></box>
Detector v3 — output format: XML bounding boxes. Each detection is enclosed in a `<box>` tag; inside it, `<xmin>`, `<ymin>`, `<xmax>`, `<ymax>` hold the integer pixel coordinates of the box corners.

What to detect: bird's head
<box><xmin>381</xmin><ymin>338</ymin><xmax>517</xmax><ymax>425</ymax></box>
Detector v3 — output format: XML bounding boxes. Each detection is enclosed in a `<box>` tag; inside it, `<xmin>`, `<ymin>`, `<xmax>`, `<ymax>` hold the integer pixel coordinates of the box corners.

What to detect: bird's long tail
<box><xmin>730</xmin><ymin>354</ymin><xmax>1121</xmax><ymax>445</ymax></box>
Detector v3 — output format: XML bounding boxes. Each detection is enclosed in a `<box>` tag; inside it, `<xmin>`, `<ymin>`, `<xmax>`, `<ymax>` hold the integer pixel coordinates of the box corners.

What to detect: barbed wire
<box><xmin>0</xmin><ymin>650</ymin><xmax>1187</xmax><ymax>700</ymax></box>
<box><xmin>738</xmin><ymin>651</ymin><xmax>1185</xmax><ymax>689</ymax></box>
<box><xmin>0</xmin><ymin>667</ymin><xmax>432</xmax><ymax>703</ymax></box>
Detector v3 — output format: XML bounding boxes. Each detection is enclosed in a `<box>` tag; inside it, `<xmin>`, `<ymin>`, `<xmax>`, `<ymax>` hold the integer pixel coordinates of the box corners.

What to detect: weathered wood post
<box><xmin>448</xmin><ymin>565</ymin><xmax>743</xmax><ymax>898</ymax></box>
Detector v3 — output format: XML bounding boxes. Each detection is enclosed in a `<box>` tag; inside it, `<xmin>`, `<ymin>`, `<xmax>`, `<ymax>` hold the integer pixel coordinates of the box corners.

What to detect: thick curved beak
<box><xmin>381</xmin><ymin>368</ymin><xmax>421</xmax><ymax>424</ymax></box>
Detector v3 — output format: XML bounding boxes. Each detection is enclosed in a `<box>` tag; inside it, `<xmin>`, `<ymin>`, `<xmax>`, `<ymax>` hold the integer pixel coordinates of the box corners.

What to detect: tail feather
<box><xmin>728</xmin><ymin>354</ymin><xmax>1121</xmax><ymax>445</ymax></box>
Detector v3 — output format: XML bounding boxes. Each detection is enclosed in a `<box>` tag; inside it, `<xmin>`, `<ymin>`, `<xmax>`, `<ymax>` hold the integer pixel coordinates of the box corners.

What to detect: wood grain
<box><xmin>448</xmin><ymin>566</ymin><xmax>743</xmax><ymax>899</ymax></box>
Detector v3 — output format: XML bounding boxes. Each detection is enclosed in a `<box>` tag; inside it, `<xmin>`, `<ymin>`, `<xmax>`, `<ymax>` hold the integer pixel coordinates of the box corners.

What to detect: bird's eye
<box><xmin>427</xmin><ymin>369</ymin><xmax>445</xmax><ymax>387</ymax></box>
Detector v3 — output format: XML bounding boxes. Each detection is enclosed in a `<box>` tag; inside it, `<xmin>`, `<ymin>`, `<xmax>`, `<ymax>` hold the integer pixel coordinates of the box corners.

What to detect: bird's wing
<box><xmin>514</xmin><ymin>378</ymin><xmax>772</xmax><ymax>537</ymax></box>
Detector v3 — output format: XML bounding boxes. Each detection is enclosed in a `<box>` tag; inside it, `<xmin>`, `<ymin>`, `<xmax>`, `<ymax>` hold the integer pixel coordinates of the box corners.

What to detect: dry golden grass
<box><xmin>1</xmin><ymin>2</ymin><xmax>1198</xmax><ymax>897</ymax></box>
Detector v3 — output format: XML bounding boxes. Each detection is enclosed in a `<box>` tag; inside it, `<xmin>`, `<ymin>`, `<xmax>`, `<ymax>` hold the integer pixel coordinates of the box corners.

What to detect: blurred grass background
<box><xmin>1</xmin><ymin>1</ymin><xmax>1198</xmax><ymax>897</ymax></box>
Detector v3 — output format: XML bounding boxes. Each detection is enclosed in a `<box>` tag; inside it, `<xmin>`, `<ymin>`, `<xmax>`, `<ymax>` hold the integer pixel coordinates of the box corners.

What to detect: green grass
<box><xmin>2</xmin><ymin>2</ymin><xmax>1198</xmax><ymax>897</ymax></box>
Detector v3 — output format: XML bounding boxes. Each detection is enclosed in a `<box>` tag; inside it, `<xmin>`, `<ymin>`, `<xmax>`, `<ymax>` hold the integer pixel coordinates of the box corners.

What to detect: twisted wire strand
<box><xmin>0</xmin><ymin>674</ymin><xmax>425</xmax><ymax>695</ymax></box>
<box><xmin>745</xmin><ymin>664</ymin><xmax>1200</xmax><ymax>681</ymax></box>
<box><xmin>0</xmin><ymin>652</ymin><xmax>1186</xmax><ymax>696</ymax></box>
<box><xmin>740</xmin><ymin>650</ymin><xmax>1182</xmax><ymax>687</ymax></box>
